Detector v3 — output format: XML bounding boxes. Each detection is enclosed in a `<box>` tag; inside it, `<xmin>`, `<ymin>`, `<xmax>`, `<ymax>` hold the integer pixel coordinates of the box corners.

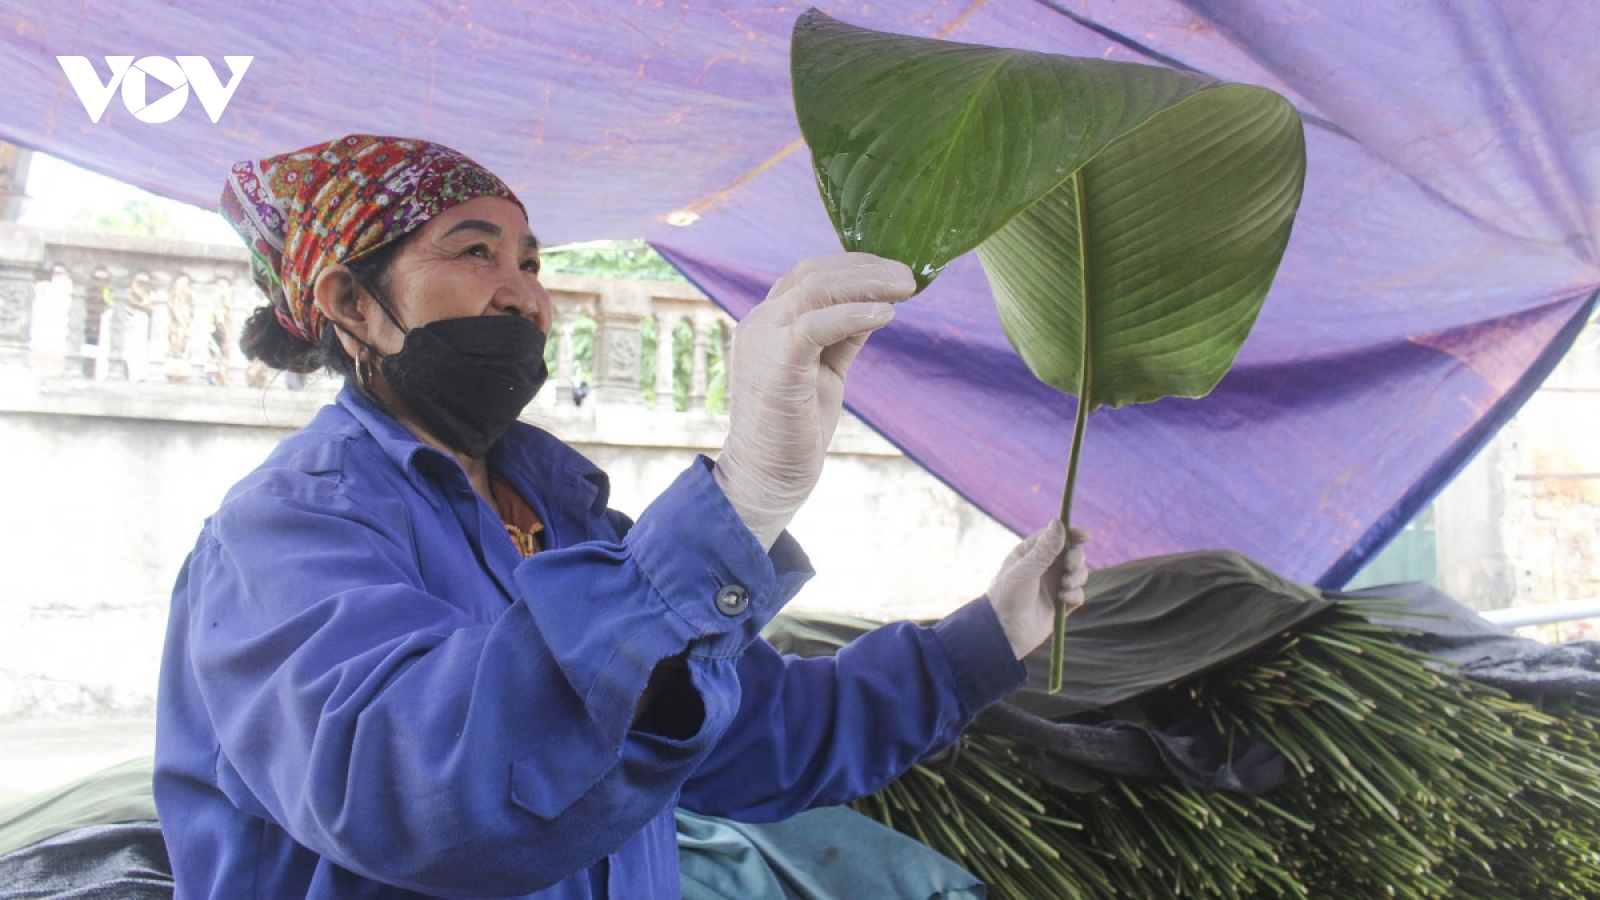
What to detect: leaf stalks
<box><xmin>854</xmin><ymin>599</ymin><xmax>1600</xmax><ymax>898</ymax></box>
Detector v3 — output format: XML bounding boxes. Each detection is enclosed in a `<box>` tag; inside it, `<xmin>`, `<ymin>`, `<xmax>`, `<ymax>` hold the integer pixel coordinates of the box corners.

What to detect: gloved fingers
<box><xmin>1063</xmin><ymin>545</ymin><xmax>1088</xmax><ymax>585</ymax></box>
<box><xmin>1041</xmin><ymin>543</ymin><xmax>1086</xmax><ymax>603</ymax></box>
<box><xmin>1058</xmin><ymin>578</ymin><xmax>1087</xmax><ymax>611</ymax></box>
<box><xmin>767</xmin><ymin>253</ymin><xmax>861</xmax><ymax>299</ymax></box>
<box><xmin>1004</xmin><ymin>519</ymin><xmax>1066</xmax><ymax>574</ymax></box>
<box><xmin>764</xmin><ymin>253</ymin><xmax>841</xmax><ymax>300</ymax></box>
<box><xmin>787</xmin><ymin>302</ymin><xmax>896</xmax><ymax>365</ymax></box>
<box><xmin>766</xmin><ymin>252</ymin><xmax>910</xmax><ymax>299</ymax></box>
<box><xmin>764</xmin><ymin>254</ymin><xmax>915</xmax><ymax>324</ymax></box>
<box><xmin>817</xmin><ymin>319</ymin><xmax>880</xmax><ymax>381</ymax></box>
<box><xmin>1068</xmin><ymin>526</ymin><xmax>1092</xmax><ymax>548</ymax></box>
<box><xmin>987</xmin><ymin>522</ymin><xmax>1083</xmax><ymax>660</ymax></box>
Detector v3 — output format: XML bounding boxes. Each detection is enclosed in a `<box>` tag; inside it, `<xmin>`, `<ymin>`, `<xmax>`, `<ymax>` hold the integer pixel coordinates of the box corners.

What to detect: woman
<box><xmin>154</xmin><ymin>135</ymin><xmax>1089</xmax><ymax>899</ymax></box>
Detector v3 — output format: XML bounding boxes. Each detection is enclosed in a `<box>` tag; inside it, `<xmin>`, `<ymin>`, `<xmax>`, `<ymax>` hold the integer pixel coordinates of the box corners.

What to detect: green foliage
<box><xmin>72</xmin><ymin>197</ymin><xmax>183</xmax><ymax>238</ymax></box>
<box><xmin>636</xmin><ymin>316</ymin><xmax>726</xmax><ymax>412</ymax></box>
<box><xmin>541</xmin><ymin>240</ymin><xmax>723</xmax><ymax>410</ymax></box>
<box><xmin>546</xmin><ymin>312</ymin><xmax>596</xmax><ymax>388</ymax></box>
<box><xmin>638</xmin><ymin>315</ymin><xmax>660</xmax><ymax>405</ymax></box>
<box><xmin>541</xmin><ymin>240</ymin><xmax>686</xmax><ymax>282</ymax></box>
<box><xmin>672</xmin><ymin>319</ymin><xmax>694</xmax><ymax>410</ymax></box>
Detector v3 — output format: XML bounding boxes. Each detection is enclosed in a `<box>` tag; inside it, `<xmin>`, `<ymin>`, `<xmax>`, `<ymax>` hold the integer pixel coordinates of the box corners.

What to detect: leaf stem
<box><xmin>1051</xmin><ymin>169</ymin><xmax>1093</xmax><ymax>694</ymax></box>
<box><xmin>1051</xmin><ymin>375</ymin><xmax>1090</xmax><ymax>693</ymax></box>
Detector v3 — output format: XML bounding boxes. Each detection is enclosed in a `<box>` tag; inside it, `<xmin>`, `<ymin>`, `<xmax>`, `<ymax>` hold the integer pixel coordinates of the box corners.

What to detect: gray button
<box><xmin>715</xmin><ymin>584</ymin><xmax>750</xmax><ymax>617</ymax></box>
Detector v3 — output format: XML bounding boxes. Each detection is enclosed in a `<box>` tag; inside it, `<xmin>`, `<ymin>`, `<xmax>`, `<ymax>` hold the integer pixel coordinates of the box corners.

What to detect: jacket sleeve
<box><xmin>184</xmin><ymin>456</ymin><xmax>809</xmax><ymax>898</ymax></box>
<box><xmin>676</xmin><ymin>596</ymin><xmax>1027</xmax><ymax>822</ymax></box>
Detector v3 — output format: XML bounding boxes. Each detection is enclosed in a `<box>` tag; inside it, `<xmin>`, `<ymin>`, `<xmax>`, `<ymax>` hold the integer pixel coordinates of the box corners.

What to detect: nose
<box><xmin>490</xmin><ymin>271</ymin><xmax>555</xmax><ymax>336</ymax></box>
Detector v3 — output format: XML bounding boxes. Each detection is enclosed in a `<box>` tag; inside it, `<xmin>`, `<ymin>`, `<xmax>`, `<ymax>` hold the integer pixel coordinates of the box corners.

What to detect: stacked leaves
<box><xmin>851</xmin><ymin>599</ymin><xmax>1600</xmax><ymax>898</ymax></box>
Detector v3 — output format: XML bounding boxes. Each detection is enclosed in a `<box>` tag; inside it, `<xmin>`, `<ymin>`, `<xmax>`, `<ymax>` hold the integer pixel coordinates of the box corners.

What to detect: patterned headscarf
<box><xmin>220</xmin><ymin>134</ymin><xmax>524</xmax><ymax>343</ymax></box>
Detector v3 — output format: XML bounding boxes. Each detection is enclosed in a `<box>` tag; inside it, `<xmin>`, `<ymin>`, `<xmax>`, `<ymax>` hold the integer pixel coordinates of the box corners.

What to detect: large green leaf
<box><xmin>792</xmin><ymin>10</ymin><xmax>1306</xmax><ymax>692</ymax></box>
<box><xmin>791</xmin><ymin>9</ymin><xmax>1306</xmax><ymax>410</ymax></box>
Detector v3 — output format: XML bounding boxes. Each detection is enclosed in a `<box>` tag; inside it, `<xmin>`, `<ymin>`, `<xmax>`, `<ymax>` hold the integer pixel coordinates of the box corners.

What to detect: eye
<box><xmin>463</xmin><ymin>244</ymin><xmax>491</xmax><ymax>259</ymax></box>
<box><xmin>521</xmin><ymin>257</ymin><xmax>541</xmax><ymax>275</ymax></box>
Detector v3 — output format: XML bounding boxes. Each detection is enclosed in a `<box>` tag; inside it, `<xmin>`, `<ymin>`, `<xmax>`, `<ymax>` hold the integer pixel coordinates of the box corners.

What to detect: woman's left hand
<box><xmin>986</xmin><ymin>521</ymin><xmax>1091</xmax><ymax>660</ymax></box>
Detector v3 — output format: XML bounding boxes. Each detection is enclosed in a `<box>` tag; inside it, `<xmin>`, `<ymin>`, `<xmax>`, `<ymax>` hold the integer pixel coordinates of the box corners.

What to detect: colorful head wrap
<box><xmin>220</xmin><ymin>134</ymin><xmax>524</xmax><ymax>343</ymax></box>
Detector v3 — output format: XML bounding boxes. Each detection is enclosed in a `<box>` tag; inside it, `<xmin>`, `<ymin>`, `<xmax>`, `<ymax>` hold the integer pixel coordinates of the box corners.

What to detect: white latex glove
<box><xmin>987</xmin><ymin>521</ymin><xmax>1092</xmax><ymax>659</ymax></box>
<box><xmin>713</xmin><ymin>253</ymin><xmax>916</xmax><ymax>550</ymax></box>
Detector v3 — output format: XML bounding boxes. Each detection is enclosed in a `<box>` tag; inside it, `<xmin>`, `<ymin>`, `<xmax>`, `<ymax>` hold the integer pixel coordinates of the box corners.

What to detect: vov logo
<box><xmin>57</xmin><ymin>56</ymin><xmax>253</xmax><ymax>124</ymax></box>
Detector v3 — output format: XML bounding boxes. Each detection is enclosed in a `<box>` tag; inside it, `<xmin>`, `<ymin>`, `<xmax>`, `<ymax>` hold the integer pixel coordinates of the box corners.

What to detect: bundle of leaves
<box><xmin>845</xmin><ymin>599</ymin><xmax>1600</xmax><ymax>898</ymax></box>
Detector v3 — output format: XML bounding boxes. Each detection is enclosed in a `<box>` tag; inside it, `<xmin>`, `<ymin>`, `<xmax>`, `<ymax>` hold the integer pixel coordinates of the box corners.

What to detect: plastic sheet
<box><xmin>4</xmin><ymin>1</ymin><xmax>1596</xmax><ymax>583</ymax></box>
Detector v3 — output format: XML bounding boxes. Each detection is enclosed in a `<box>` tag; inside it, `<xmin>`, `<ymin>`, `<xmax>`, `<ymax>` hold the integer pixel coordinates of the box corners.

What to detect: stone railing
<box><xmin>0</xmin><ymin>222</ymin><xmax>734</xmax><ymax>412</ymax></box>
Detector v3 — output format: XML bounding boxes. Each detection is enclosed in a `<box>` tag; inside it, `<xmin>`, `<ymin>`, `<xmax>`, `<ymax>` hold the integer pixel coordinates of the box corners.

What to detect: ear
<box><xmin>313</xmin><ymin>264</ymin><xmax>372</xmax><ymax>359</ymax></box>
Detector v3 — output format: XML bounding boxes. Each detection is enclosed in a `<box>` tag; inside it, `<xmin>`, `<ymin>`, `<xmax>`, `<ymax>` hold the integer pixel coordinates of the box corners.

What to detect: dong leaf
<box><xmin>793</xmin><ymin>9</ymin><xmax>1303</xmax><ymax>405</ymax></box>
<box><xmin>792</xmin><ymin>10</ymin><xmax>1306</xmax><ymax>690</ymax></box>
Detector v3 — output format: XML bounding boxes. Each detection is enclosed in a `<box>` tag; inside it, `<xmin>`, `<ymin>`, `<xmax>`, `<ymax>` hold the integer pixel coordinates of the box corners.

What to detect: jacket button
<box><xmin>715</xmin><ymin>584</ymin><xmax>750</xmax><ymax>617</ymax></box>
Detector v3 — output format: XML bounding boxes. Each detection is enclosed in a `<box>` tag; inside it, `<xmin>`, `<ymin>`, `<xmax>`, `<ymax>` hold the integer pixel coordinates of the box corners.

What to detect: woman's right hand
<box><xmin>986</xmin><ymin>521</ymin><xmax>1091</xmax><ymax>659</ymax></box>
<box><xmin>713</xmin><ymin>253</ymin><xmax>915</xmax><ymax>550</ymax></box>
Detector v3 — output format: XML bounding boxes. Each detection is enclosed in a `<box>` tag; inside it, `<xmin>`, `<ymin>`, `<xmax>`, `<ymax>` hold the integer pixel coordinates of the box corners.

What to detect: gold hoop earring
<box><xmin>355</xmin><ymin>348</ymin><xmax>376</xmax><ymax>391</ymax></box>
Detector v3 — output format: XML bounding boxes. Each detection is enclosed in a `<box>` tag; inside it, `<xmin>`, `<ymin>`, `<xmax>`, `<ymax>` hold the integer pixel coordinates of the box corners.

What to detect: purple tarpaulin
<box><xmin>3</xmin><ymin>1</ymin><xmax>1595</xmax><ymax>586</ymax></box>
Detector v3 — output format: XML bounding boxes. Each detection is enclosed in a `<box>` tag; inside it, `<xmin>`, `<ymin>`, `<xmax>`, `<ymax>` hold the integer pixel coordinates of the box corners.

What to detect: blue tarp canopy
<box><xmin>4</xmin><ymin>1</ymin><xmax>1596</xmax><ymax>586</ymax></box>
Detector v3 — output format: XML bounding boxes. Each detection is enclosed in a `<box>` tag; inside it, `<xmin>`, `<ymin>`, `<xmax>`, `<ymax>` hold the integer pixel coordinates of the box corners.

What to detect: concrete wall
<box><xmin>1498</xmin><ymin>330</ymin><xmax>1600</xmax><ymax>610</ymax></box>
<box><xmin>1434</xmin><ymin>322</ymin><xmax>1600</xmax><ymax>613</ymax></box>
<box><xmin>0</xmin><ymin>407</ymin><xmax>286</xmax><ymax>718</ymax></box>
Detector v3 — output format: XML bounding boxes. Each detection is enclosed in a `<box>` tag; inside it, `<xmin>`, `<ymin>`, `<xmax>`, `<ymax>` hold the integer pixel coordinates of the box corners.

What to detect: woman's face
<box><xmin>363</xmin><ymin>195</ymin><xmax>552</xmax><ymax>354</ymax></box>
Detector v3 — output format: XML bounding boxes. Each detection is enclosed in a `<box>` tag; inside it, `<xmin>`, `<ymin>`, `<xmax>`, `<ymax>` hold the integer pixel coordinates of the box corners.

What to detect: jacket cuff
<box><xmin>625</xmin><ymin>456</ymin><xmax>813</xmax><ymax>657</ymax></box>
<box><xmin>513</xmin><ymin>457</ymin><xmax>812</xmax><ymax>751</ymax></box>
<box><xmin>931</xmin><ymin>598</ymin><xmax>1029</xmax><ymax>716</ymax></box>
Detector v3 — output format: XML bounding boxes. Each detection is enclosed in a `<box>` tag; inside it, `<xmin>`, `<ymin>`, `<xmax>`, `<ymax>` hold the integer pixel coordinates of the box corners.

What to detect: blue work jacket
<box><xmin>154</xmin><ymin>386</ymin><xmax>1026</xmax><ymax>899</ymax></box>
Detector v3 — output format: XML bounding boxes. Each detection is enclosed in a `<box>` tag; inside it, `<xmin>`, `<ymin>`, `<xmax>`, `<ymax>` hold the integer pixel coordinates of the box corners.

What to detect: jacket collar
<box><xmin>335</xmin><ymin>384</ymin><xmax>610</xmax><ymax>518</ymax></box>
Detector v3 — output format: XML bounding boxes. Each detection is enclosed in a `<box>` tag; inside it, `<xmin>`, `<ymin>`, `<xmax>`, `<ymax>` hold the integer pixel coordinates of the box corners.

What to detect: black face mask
<box><xmin>341</xmin><ymin>264</ymin><xmax>549</xmax><ymax>457</ymax></box>
<box><xmin>375</xmin><ymin>315</ymin><xmax>549</xmax><ymax>458</ymax></box>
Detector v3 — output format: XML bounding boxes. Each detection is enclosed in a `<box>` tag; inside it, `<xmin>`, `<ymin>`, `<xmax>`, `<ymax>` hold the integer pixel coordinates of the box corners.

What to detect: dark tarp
<box><xmin>768</xmin><ymin>550</ymin><xmax>1335</xmax><ymax>793</ymax></box>
<box><xmin>1344</xmin><ymin>581</ymin><xmax>1600</xmax><ymax>696</ymax></box>
<box><xmin>770</xmin><ymin>550</ymin><xmax>1336</xmax><ymax>718</ymax></box>
<box><xmin>3</xmin><ymin>1</ymin><xmax>1597</xmax><ymax>585</ymax></box>
<box><xmin>0</xmin><ymin>758</ymin><xmax>169</xmax><ymax>900</ymax></box>
<box><xmin>767</xmin><ymin>550</ymin><xmax>1600</xmax><ymax>794</ymax></box>
<box><xmin>0</xmin><ymin>823</ymin><xmax>172</xmax><ymax>900</ymax></box>
<box><xmin>677</xmin><ymin>807</ymin><xmax>985</xmax><ymax>899</ymax></box>
<box><xmin>0</xmin><ymin>760</ymin><xmax>985</xmax><ymax>900</ymax></box>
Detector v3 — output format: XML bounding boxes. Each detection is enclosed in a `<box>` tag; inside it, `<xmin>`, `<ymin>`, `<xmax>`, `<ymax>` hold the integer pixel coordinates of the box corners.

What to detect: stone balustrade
<box><xmin>0</xmin><ymin>222</ymin><xmax>734</xmax><ymax>412</ymax></box>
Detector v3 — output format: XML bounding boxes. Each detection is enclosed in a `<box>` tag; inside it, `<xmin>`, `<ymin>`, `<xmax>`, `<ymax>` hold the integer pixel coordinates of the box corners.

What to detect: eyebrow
<box><xmin>441</xmin><ymin>219</ymin><xmax>541</xmax><ymax>252</ymax></box>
